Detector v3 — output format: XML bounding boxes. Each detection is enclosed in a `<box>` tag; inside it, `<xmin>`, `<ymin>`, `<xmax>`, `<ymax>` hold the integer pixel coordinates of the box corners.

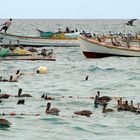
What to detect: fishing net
<box><xmin>0</xmin><ymin>48</ymin><xmax>11</xmax><ymax>57</ymax></box>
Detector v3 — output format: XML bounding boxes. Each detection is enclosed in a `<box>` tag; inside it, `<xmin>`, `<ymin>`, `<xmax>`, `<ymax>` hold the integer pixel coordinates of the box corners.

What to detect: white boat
<box><xmin>0</xmin><ymin>32</ymin><xmax>80</xmax><ymax>47</ymax></box>
<box><xmin>79</xmin><ymin>35</ymin><xmax>140</xmax><ymax>58</ymax></box>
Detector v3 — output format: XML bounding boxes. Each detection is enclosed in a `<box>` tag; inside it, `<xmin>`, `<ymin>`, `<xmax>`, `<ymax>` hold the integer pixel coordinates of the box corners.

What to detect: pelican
<box><xmin>41</xmin><ymin>94</ymin><xmax>55</xmax><ymax>100</ymax></box>
<box><xmin>17</xmin><ymin>99</ymin><xmax>25</xmax><ymax>105</ymax></box>
<box><xmin>0</xmin><ymin>76</ymin><xmax>2</xmax><ymax>81</ymax></box>
<box><xmin>126</xmin><ymin>19</ymin><xmax>137</xmax><ymax>26</ymax></box>
<box><xmin>15</xmin><ymin>70</ymin><xmax>22</xmax><ymax>78</ymax></box>
<box><xmin>9</xmin><ymin>75</ymin><xmax>18</xmax><ymax>82</ymax></box>
<box><xmin>111</xmin><ymin>38</ymin><xmax>117</xmax><ymax>46</ymax></box>
<box><xmin>74</xmin><ymin>110</ymin><xmax>93</xmax><ymax>117</ymax></box>
<box><xmin>44</xmin><ymin>95</ymin><xmax>55</xmax><ymax>100</ymax></box>
<box><xmin>16</xmin><ymin>88</ymin><xmax>32</xmax><ymax>97</ymax></box>
<box><xmin>97</xmin><ymin>91</ymin><xmax>111</xmax><ymax>102</ymax></box>
<box><xmin>45</xmin><ymin>102</ymin><xmax>60</xmax><ymax>115</ymax></box>
<box><xmin>128</xmin><ymin>100</ymin><xmax>137</xmax><ymax>112</ymax></box>
<box><xmin>0</xmin><ymin>118</ymin><xmax>12</xmax><ymax>127</ymax></box>
<box><xmin>136</xmin><ymin>103</ymin><xmax>140</xmax><ymax>114</ymax></box>
<box><xmin>94</xmin><ymin>95</ymin><xmax>107</xmax><ymax>108</ymax></box>
<box><xmin>102</xmin><ymin>103</ymin><xmax>115</xmax><ymax>113</ymax></box>
<box><xmin>0</xmin><ymin>89</ymin><xmax>10</xmax><ymax>99</ymax></box>
<box><xmin>85</xmin><ymin>75</ymin><xmax>89</xmax><ymax>81</ymax></box>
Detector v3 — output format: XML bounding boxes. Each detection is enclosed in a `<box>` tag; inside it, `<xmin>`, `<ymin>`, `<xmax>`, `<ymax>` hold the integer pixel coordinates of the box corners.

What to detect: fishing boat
<box><xmin>0</xmin><ymin>32</ymin><xmax>80</xmax><ymax>47</ymax></box>
<box><xmin>0</xmin><ymin>54</ymin><xmax>56</xmax><ymax>61</ymax></box>
<box><xmin>36</xmin><ymin>29</ymin><xmax>80</xmax><ymax>39</ymax></box>
<box><xmin>0</xmin><ymin>48</ymin><xmax>56</xmax><ymax>61</ymax></box>
<box><xmin>79</xmin><ymin>35</ymin><xmax>140</xmax><ymax>58</ymax></box>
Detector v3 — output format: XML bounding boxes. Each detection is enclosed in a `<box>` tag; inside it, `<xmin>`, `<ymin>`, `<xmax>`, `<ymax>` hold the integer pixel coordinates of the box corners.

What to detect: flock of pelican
<box><xmin>0</xmin><ymin>71</ymin><xmax>140</xmax><ymax>128</ymax></box>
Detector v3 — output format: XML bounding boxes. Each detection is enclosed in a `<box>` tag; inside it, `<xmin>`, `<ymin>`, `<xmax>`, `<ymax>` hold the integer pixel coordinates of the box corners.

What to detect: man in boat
<box><xmin>0</xmin><ymin>18</ymin><xmax>12</xmax><ymax>33</ymax></box>
<box><xmin>58</xmin><ymin>28</ymin><xmax>63</xmax><ymax>33</ymax></box>
<box><xmin>65</xmin><ymin>27</ymin><xmax>70</xmax><ymax>33</ymax></box>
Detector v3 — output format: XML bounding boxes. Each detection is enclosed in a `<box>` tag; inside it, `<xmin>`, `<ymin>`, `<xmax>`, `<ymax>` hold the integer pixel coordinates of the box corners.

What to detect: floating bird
<box><xmin>117</xmin><ymin>99</ymin><xmax>124</xmax><ymax>111</ymax></box>
<box><xmin>0</xmin><ymin>76</ymin><xmax>2</xmax><ymax>81</ymax></box>
<box><xmin>94</xmin><ymin>95</ymin><xmax>107</xmax><ymax>108</ymax></box>
<box><xmin>45</xmin><ymin>102</ymin><xmax>60</xmax><ymax>115</ymax></box>
<box><xmin>102</xmin><ymin>103</ymin><xmax>115</xmax><ymax>113</ymax></box>
<box><xmin>0</xmin><ymin>76</ymin><xmax>8</xmax><ymax>82</ymax></box>
<box><xmin>74</xmin><ymin>110</ymin><xmax>93</xmax><ymax>117</ymax></box>
<box><xmin>136</xmin><ymin>103</ymin><xmax>140</xmax><ymax>114</ymax></box>
<box><xmin>41</xmin><ymin>94</ymin><xmax>55</xmax><ymax>100</ymax></box>
<box><xmin>97</xmin><ymin>91</ymin><xmax>112</xmax><ymax>102</ymax></box>
<box><xmin>0</xmin><ymin>94</ymin><xmax>10</xmax><ymax>99</ymax></box>
<box><xmin>126</xmin><ymin>19</ymin><xmax>137</xmax><ymax>26</ymax></box>
<box><xmin>123</xmin><ymin>100</ymin><xmax>130</xmax><ymax>111</ymax></box>
<box><xmin>0</xmin><ymin>89</ymin><xmax>10</xmax><ymax>99</ymax></box>
<box><xmin>16</xmin><ymin>88</ymin><xmax>32</xmax><ymax>97</ymax></box>
<box><xmin>9</xmin><ymin>75</ymin><xmax>18</xmax><ymax>82</ymax></box>
<box><xmin>85</xmin><ymin>75</ymin><xmax>89</xmax><ymax>81</ymax></box>
<box><xmin>0</xmin><ymin>118</ymin><xmax>12</xmax><ymax>127</ymax></box>
<box><xmin>17</xmin><ymin>99</ymin><xmax>25</xmax><ymax>105</ymax></box>
<box><xmin>127</xmin><ymin>100</ymin><xmax>137</xmax><ymax>112</ymax></box>
<box><xmin>41</xmin><ymin>94</ymin><xmax>45</xmax><ymax>98</ymax></box>
<box><xmin>44</xmin><ymin>95</ymin><xmax>55</xmax><ymax>100</ymax></box>
<box><xmin>15</xmin><ymin>70</ymin><xmax>22</xmax><ymax>78</ymax></box>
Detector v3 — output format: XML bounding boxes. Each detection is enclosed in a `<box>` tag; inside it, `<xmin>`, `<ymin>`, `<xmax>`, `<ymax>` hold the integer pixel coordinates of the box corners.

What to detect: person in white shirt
<box><xmin>0</xmin><ymin>18</ymin><xmax>12</xmax><ymax>33</ymax></box>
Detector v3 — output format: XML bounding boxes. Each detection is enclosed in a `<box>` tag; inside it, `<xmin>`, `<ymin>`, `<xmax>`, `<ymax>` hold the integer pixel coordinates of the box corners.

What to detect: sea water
<box><xmin>0</xmin><ymin>19</ymin><xmax>140</xmax><ymax>140</ymax></box>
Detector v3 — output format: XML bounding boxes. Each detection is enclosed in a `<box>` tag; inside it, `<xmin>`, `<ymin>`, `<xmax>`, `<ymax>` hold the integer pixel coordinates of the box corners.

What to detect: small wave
<box><xmin>73</xmin><ymin>126</ymin><xmax>90</xmax><ymax>132</ymax></box>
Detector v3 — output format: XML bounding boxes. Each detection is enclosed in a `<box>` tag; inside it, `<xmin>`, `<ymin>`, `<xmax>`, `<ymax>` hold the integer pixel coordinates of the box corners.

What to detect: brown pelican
<box><xmin>9</xmin><ymin>75</ymin><xmax>18</xmax><ymax>82</ymax></box>
<box><xmin>94</xmin><ymin>95</ymin><xmax>107</xmax><ymax>108</ymax></box>
<box><xmin>0</xmin><ymin>118</ymin><xmax>12</xmax><ymax>127</ymax></box>
<box><xmin>41</xmin><ymin>94</ymin><xmax>55</xmax><ymax>100</ymax></box>
<box><xmin>45</xmin><ymin>102</ymin><xmax>60</xmax><ymax>115</ymax></box>
<box><xmin>17</xmin><ymin>99</ymin><xmax>25</xmax><ymax>105</ymax></box>
<box><xmin>0</xmin><ymin>89</ymin><xmax>11</xmax><ymax>99</ymax></box>
<box><xmin>44</xmin><ymin>95</ymin><xmax>55</xmax><ymax>100</ymax></box>
<box><xmin>0</xmin><ymin>76</ymin><xmax>8</xmax><ymax>82</ymax></box>
<box><xmin>74</xmin><ymin>110</ymin><xmax>93</xmax><ymax>117</ymax></box>
<box><xmin>0</xmin><ymin>76</ymin><xmax>2</xmax><ymax>81</ymax></box>
<box><xmin>117</xmin><ymin>99</ymin><xmax>123</xmax><ymax>111</ymax></box>
<box><xmin>15</xmin><ymin>70</ymin><xmax>22</xmax><ymax>78</ymax></box>
<box><xmin>136</xmin><ymin>103</ymin><xmax>140</xmax><ymax>114</ymax></box>
<box><xmin>126</xmin><ymin>19</ymin><xmax>137</xmax><ymax>26</ymax></box>
<box><xmin>114</xmin><ymin>38</ymin><xmax>122</xmax><ymax>46</ymax></box>
<box><xmin>97</xmin><ymin>91</ymin><xmax>111</xmax><ymax>102</ymax></box>
<box><xmin>16</xmin><ymin>88</ymin><xmax>32</xmax><ymax>97</ymax></box>
<box><xmin>102</xmin><ymin>103</ymin><xmax>115</xmax><ymax>113</ymax></box>
<box><xmin>111</xmin><ymin>38</ymin><xmax>117</xmax><ymax>46</ymax></box>
<box><xmin>128</xmin><ymin>100</ymin><xmax>137</xmax><ymax>112</ymax></box>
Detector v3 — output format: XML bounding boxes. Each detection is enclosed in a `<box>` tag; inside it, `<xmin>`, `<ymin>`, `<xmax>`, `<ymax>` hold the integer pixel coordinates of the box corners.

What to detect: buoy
<box><xmin>36</xmin><ymin>66</ymin><xmax>48</xmax><ymax>74</ymax></box>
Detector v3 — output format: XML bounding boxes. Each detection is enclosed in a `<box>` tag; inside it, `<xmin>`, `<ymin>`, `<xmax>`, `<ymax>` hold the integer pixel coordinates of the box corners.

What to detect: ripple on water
<box><xmin>0</xmin><ymin>19</ymin><xmax>140</xmax><ymax>140</ymax></box>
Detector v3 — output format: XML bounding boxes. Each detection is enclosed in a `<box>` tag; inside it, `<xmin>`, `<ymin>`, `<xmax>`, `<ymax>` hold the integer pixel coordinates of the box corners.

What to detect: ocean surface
<box><xmin>0</xmin><ymin>19</ymin><xmax>140</xmax><ymax>140</ymax></box>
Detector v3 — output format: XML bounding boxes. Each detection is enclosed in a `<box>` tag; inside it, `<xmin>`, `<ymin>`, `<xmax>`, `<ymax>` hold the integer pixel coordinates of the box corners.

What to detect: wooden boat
<box><xmin>79</xmin><ymin>35</ymin><xmax>140</xmax><ymax>58</ymax></box>
<box><xmin>0</xmin><ymin>32</ymin><xmax>80</xmax><ymax>47</ymax></box>
<box><xmin>0</xmin><ymin>53</ymin><xmax>56</xmax><ymax>61</ymax></box>
<box><xmin>0</xmin><ymin>48</ymin><xmax>56</xmax><ymax>61</ymax></box>
<box><xmin>36</xmin><ymin>29</ymin><xmax>80</xmax><ymax>39</ymax></box>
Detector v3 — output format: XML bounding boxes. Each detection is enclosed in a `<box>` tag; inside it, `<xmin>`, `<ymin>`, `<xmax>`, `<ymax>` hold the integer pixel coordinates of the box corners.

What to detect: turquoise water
<box><xmin>0</xmin><ymin>19</ymin><xmax>140</xmax><ymax>140</ymax></box>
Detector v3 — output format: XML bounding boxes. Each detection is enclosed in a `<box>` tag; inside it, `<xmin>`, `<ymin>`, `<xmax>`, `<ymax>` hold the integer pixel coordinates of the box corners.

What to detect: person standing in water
<box><xmin>0</xmin><ymin>18</ymin><xmax>12</xmax><ymax>33</ymax></box>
